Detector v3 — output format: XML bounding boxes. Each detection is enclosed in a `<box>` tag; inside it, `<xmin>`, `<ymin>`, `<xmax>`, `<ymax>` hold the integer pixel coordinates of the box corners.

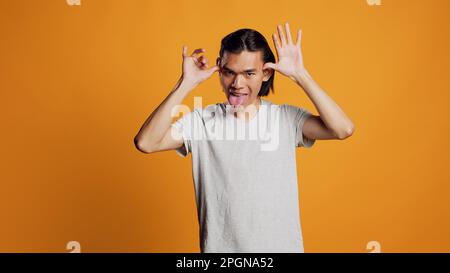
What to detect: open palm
<box><xmin>263</xmin><ymin>23</ymin><xmax>306</xmax><ymax>81</ymax></box>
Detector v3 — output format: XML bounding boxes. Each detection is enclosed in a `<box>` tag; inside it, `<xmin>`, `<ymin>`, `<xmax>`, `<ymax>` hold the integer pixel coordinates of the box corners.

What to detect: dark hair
<box><xmin>218</xmin><ymin>28</ymin><xmax>275</xmax><ymax>97</ymax></box>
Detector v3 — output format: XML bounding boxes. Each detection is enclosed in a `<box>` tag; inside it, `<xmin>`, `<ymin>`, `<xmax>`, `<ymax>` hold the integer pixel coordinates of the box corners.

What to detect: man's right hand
<box><xmin>181</xmin><ymin>46</ymin><xmax>219</xmax><ymax>89</ymax></box>
<box><xmin>134</xmin><ymin>45</ymin><xmax>218</xmax><ymax>154</ymax></box>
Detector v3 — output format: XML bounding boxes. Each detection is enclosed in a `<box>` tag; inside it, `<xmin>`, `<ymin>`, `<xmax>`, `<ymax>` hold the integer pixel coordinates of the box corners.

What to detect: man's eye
<box><xmin>246</xmin><ymin>72</ymin><xmax>255</xmax><ymax>76</ymax></box>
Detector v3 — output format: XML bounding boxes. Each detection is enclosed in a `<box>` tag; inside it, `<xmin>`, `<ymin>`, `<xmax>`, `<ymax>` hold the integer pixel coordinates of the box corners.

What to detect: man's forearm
<box><xmin>294</xmin><ymin>69</ymin><xmax>354</xmax><ymax>138</ymax></box>
<box><xmin>134</xmin><ymin>77</ymin><xmax>193</xmax><ymax>151</ymax></box>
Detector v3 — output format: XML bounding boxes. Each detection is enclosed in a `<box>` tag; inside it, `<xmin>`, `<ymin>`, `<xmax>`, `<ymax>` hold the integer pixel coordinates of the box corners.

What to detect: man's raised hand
<box><xmin>181</xmin><ymin>46</ymin><xmax>219</xmax><ymax>89</ymax></box>
<box><xmin>263</xmin><ymin>22</ymin><xmax>306</xmax><ymax>81</ymax></box>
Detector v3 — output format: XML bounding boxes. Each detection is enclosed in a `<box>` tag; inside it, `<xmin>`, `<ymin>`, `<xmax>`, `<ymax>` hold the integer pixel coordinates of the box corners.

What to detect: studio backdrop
<box><xmin>0</xmin><ymin>0</ymin><xmax>449</xmax><ymax>252</ymax></box>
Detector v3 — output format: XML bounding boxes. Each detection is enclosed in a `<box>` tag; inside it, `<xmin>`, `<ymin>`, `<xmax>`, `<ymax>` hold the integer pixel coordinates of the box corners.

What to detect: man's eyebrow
<box><xmin>222</xmin><ymin>65</ymin><xmax>257</xmax><ymax>73</ymax></box>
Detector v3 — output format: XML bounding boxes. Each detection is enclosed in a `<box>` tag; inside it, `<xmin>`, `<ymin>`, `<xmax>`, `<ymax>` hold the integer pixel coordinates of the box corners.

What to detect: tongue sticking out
<box><xmin>228</xmin><ymin>93</ymin><xmax>248</xmax><ymax>106</ymax></box>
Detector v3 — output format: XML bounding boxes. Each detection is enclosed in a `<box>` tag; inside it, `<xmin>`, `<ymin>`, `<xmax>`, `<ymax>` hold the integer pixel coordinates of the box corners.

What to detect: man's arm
<box><xmin>264</xmin><ymin>22</ymin><xmax>355</xmax><ymax>141</ymax></box>
<box><xmin>295</xmin><ymin>69</ymin><xmax>355</xmax><ymax>140</ymax></box>
<box><xmin>134</xmin><ymin>77</ymin><xmax>191</xmax><ymax>153</ymax></box>
<box><xmin>134</xmin><ymin>46</ymin><xmax>219</xmax><ymax>154</ymax></box>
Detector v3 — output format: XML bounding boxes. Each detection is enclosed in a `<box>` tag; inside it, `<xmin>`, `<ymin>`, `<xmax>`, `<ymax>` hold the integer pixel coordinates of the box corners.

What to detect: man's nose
<box><xmin>231</xmin><ymin>74</ymin><xmax>245</xmax><ymax>89</ymax></box>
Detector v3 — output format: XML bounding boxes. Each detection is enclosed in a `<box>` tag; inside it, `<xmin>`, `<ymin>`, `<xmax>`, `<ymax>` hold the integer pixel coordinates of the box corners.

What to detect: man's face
<box><xmin>218</xmin><ymin>50</ymin><xmax>272</xmax><ymax>109</ymax></box>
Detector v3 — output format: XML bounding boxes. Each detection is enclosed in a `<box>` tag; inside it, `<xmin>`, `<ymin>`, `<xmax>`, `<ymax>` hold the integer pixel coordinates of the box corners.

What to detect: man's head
<box><xmin>217</xmin><ymin>28</ymin><xmax>275</xmax><ymax>108</ymax></box>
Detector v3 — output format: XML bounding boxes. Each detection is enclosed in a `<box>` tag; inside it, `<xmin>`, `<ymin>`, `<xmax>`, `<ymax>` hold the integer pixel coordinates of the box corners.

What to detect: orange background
<box><xmin>1</xmin><ymin>0</ymin><xmax>449</xmax><ymax>253</ymax></box>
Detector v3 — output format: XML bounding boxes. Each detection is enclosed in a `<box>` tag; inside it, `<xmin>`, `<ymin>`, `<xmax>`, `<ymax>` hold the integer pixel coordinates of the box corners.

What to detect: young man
<box><xmin>134</xmin><ymin>23</ymin><xmax>354</xmax><ymax>253</ymax></box>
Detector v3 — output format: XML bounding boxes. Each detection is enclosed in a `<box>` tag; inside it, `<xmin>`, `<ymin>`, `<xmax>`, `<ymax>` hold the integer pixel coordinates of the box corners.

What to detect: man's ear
<box><xmin>262</xmin><ymin>66</ymin><xmax>274</xmax><ymax>82</ymax></box>
<box><xmin>216</xmin><ymin>57</ymin><xmax>221</xmax><ymax>71</ymax></box>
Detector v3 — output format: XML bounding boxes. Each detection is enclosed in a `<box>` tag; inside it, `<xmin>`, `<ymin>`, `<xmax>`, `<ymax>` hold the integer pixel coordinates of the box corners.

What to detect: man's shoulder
<box><xmin>277</xmin><ymin>103</ymin><xmax>307</xmax><ymax>113</ymax></box>
<box><xmin>183</xmin><ymin>103</ymin><xmax>223</xmax><ymax>124</ymax></box>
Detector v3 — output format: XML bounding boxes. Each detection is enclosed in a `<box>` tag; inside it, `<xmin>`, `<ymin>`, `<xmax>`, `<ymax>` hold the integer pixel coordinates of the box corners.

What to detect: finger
<box><xmin>296</xmin><ymin>29</ymin><xmax>302</xmax><ymax>48</ymax></box>
<box><xmin>285</xmin><ymin>22</ymin><xmax>293</xmax><ymax>44</ymax></box>
<box><xmin>272</xmin><ymin>33</ymin><xmax>281</xmax><ymax>56</ymax></box>
<box><xmin>277</xmin><ymin>24</ymin><xmax>287</xmax><ymax>46</ymax></box>
<box><xmin>191</xmin><ymin>48</ymin><xmax>205</xmax><ymax>58</ymax></box>
<box><xmin>208</xmin><ymin>65</ymin><xmax>219</xmax><ymax>73</ymax></box>
<box><xmin>198</xmin><ymin>56</ymin><xmax>209</xmax><ymax>69</ymax></box>
<box><xmin>205</xmin><ymin>65</ymin><xmax>219</xmax><ymax>77</ymax></box>
<box><xmin>263</xmin><ymin>62</ymin><xmax>277</xmax><ymax>71</ymax></box>
<box><xmin>182</xmin><ymin>45</ymin><xmax>188</xmax><ymax>57</ymax></box>
<box><xmin>201</xmin><ymin>62</ymin><xmax>210</xmax><ymax>69</ymax></box>
<box><xmin>198</xmin><ymin>55</ymin><xmax>209</xmax><ymax>66</ymax></box>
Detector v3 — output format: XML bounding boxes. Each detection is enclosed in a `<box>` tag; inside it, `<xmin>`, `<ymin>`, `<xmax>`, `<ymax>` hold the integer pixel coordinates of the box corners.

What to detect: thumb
<box><xmin>207</xmin><ymin>65</ymin><xmax>219</xmax><ymax>74</ymax></box>
<box><xmin>263</xmin><ymin>62</ymin><xmax>277</xmax><ymax>71</ymax></box>
<box><xmin>182</xmin><ymin>45</ymin><xmax>188</xmax><ymax>58</ymax></box>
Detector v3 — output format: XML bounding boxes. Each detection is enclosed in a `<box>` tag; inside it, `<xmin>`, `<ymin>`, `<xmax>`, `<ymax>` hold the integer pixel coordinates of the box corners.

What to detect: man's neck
<box><xmin>233</xmin><ymin>97</ymin><xmax>261</xmax><ymax>121</ymax></box>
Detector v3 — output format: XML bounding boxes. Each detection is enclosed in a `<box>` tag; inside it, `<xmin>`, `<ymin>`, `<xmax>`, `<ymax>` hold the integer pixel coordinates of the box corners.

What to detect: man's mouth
<box><xmin>231</xmin><ymin>92</ymin><xmax>248</xmax><ymax>96</ymax></box>
<box><xmin>228</xmin><ymin>91</ymin><xmax>249</xmax><ymax>106</ymax></box>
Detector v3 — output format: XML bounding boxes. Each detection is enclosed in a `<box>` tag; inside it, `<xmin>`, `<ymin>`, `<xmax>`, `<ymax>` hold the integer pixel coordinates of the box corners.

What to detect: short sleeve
<box><xmin>282</xmin><ymin>104</ymin><xmax>316</xmax><ymax>148</ymax></box>
<box><xmin>171</xmin><ymin>111</ymin><xmax>194</xmax><ymax>157</ymax></box>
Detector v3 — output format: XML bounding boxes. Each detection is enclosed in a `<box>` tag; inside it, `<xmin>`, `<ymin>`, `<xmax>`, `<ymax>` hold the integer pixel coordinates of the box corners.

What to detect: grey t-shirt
<box><xmin>171</xmin><ymin>98</ymin><xmax>315</xmax><ymax>253</ymax></box>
